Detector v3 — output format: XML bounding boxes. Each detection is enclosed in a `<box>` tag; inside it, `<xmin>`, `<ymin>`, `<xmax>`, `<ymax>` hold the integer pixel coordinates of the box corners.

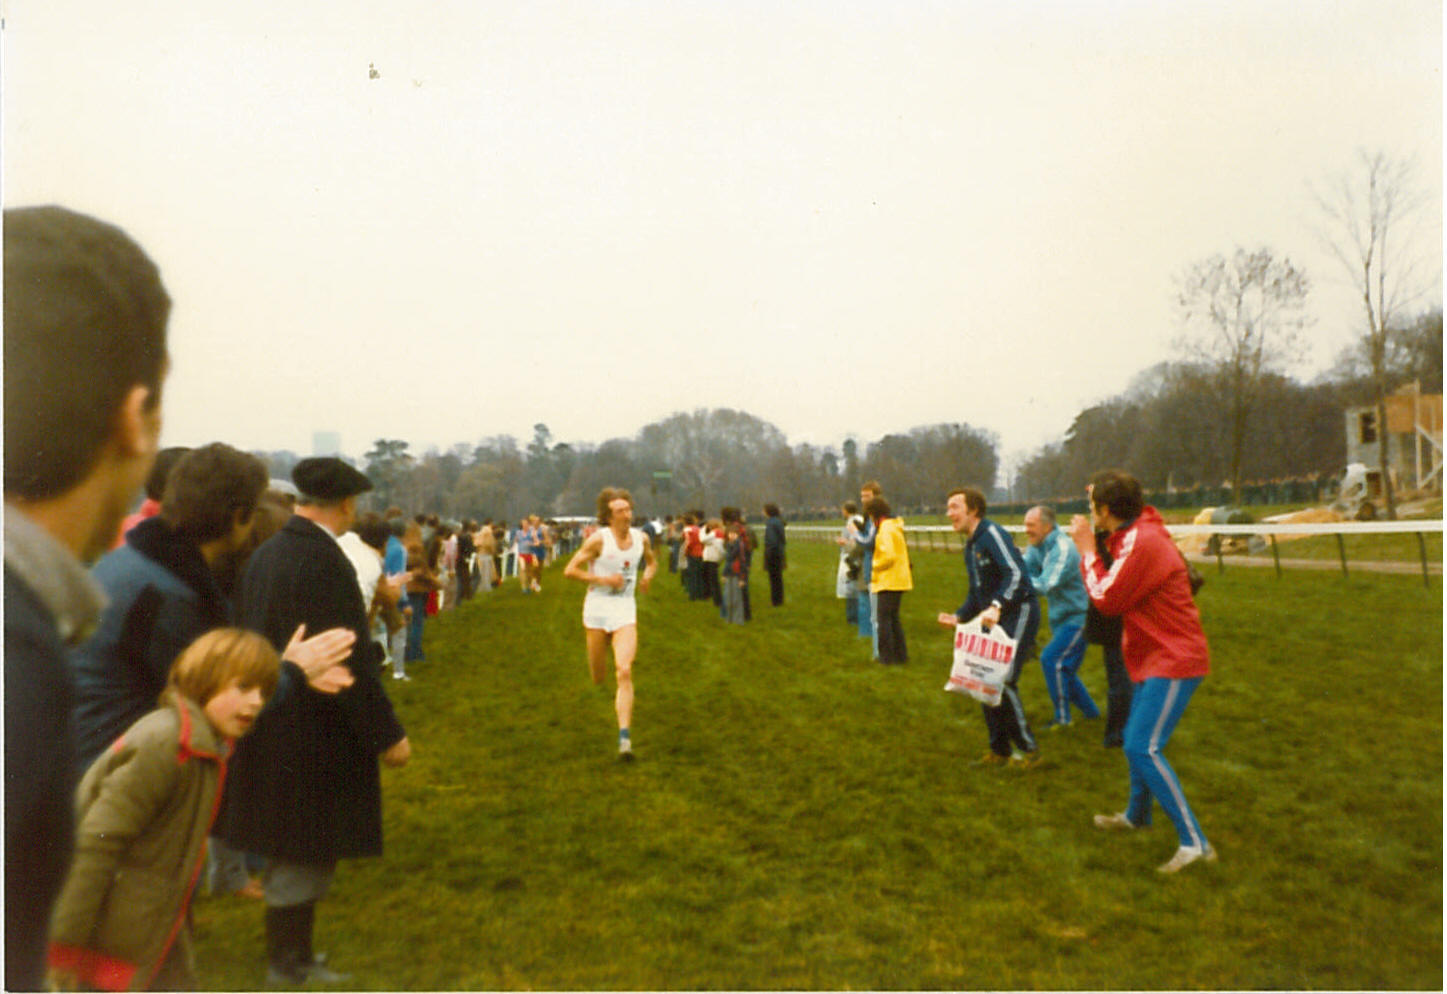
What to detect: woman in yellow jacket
<box><xmin>865</xmin><ymin>496</ymin><xmax>912</xmax><ymax>664</ymax></box>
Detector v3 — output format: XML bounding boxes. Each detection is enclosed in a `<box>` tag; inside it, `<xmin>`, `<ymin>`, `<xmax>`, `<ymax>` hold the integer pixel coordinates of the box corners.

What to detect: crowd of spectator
<box><xmin>4</xmin><ymin>206</ymin><xmax>1218</xmax><ymax>994</ymax></box>
<box><xmin>660</xmin><ymin>504</ymin><xmax>788</xmax><ymax>626</ymax></box>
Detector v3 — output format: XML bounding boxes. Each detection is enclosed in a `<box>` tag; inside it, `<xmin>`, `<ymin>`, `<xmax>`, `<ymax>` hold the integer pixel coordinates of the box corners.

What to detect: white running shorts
<box><xmin>582</xmin><ymin>599</ymin><xmax>637</xmax><ymax>633</ymax></box>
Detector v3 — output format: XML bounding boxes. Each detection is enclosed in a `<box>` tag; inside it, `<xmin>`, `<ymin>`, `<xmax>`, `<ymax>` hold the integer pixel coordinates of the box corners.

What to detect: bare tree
<box><xmin>1175</xmin><ymin>247</ymin><xmax>1310</xmax><ymax>504</ymax></box>
<box><xmin>1315</xmin><ymin>150</ymin><xmax>1438</xmax><ymax>518</ymax></box>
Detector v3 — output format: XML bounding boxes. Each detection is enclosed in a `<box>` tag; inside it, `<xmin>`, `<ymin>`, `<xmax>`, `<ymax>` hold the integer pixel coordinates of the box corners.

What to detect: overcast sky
<box><xmin>5</xmin><ymin>1</ymin><xmax>1441</xmax><ymax>470</ymax></box>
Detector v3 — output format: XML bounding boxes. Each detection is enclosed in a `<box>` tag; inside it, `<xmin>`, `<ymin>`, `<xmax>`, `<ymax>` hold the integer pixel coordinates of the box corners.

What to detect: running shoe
<box><xmin>1093</xmin><ymin>812</ymin><xmax>1138</xmax><ymax>831</ymax></box>
<box><xmin>1157</xmin><ymin>844</ymin><xmax>1217</xmax><ymax>874</ymax></box>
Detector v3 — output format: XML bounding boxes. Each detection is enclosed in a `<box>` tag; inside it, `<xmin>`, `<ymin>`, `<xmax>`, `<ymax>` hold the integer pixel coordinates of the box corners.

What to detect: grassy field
<box><xmin>192</xmin><ymin>540</ymin><xmax>1442</xmax><ymax>990</ymax></box>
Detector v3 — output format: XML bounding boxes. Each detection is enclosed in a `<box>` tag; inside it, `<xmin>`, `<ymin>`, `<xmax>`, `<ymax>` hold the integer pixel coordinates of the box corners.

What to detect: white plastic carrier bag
<box><xmin>943</xmin><ymin>616</ymin><xmax>1017</xmax><ymax>707</ymax></box>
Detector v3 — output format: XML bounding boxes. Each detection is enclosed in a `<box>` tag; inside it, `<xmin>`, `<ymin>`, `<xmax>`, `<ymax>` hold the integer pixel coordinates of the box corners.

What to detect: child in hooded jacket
<box><xmin>48</xmin><ymin>629</ymin><xmax>281</xmax><ymax>991</ymax></box>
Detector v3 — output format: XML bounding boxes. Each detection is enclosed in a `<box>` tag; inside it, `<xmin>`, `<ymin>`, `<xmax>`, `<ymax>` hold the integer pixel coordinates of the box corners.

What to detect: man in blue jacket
<box><xmin>937</xmin><ymin>487</ymin><xmax>1041</xmax><ymax>767</ymax></box>
<box><xmin>1024</xmin><ymin>504</ymin><xmax>1099</xmax><ymax>728</ymax></box>
<box><xmin>70</xmin><ymin>443</ymin><xmax>270</xmax><ymax>773</ymax></box>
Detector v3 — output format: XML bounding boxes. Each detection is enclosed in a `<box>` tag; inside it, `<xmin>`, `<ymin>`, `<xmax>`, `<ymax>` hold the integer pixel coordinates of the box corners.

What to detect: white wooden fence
<box><xmin>788</xmin><ymin>519</ymin><xmax>1444</xmax><ymax>585</ymax></box>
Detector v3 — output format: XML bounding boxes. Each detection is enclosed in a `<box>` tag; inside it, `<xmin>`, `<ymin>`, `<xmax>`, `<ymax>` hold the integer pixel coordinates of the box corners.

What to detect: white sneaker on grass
<box><xmin>1093</xmin><ymin>812</ymin><xmax>1137</xmax><ymax>830</ymax></box>
<box><xmin>618</xmin><ymin>738</ymin><xmax>634</xmax><ymax>761</ymax></box>
<box><xmin>1157</xmin><ymin>844</ymin><xmax>1217</xmax><ymax>874</ymax></box>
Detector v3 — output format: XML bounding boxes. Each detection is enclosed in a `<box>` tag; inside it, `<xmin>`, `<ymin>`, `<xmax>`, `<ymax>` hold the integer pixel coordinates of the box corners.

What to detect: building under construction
<box><xmin>1345</xmin><ymin>382</ymin><xmax>1443</xmax><ymax>494</ymax></box>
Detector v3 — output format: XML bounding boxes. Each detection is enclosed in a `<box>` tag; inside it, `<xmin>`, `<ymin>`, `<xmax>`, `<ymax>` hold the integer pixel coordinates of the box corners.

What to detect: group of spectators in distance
<box><xmin>661</xmin><ymin>504</ymin><xmax>787</xmax><ymax>625</ymax></box>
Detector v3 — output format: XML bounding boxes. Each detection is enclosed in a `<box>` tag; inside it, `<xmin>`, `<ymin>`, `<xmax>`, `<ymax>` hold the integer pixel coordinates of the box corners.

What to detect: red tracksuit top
<box><xmin>1080</xmin><ymin>506</ymin><xmax>1210</xmax><ymax>683</ymax></box>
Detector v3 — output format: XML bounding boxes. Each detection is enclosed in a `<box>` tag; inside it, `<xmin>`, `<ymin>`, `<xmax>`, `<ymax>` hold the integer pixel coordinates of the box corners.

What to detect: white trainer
<box><xmin>1157</xmin><ymin>844</ymin><xmax>1218</xmax><ymax>874</ymax></box>
<box><xmin>1093</xmin><ymin>812</ymin><xmax>1137</xmax><ymax>831</ymax></box>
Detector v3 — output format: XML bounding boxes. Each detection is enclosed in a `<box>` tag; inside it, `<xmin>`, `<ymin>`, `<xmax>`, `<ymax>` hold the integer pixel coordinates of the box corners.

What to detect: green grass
<box><xmin>192</xmin><ymin>543</ymin><xmax>1443</xmax><ymax>990</ymax></box>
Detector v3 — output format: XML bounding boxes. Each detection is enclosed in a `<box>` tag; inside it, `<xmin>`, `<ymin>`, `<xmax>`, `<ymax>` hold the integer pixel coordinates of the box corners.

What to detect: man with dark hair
<box><xmin>112</xmin><ymin>445</ymin><xmax>190</xmax><ymax>549</ymax></box>
<box><xmin>4</xmin><ymin>206</ymin><xmax>170</xmax><ymax>990</ymax></box>
<box><xmin>70</xmin><ymin>442</ymin><xmax>270</xmax><ymax>772</ymax></box>
<box><xmin>1086</xmin><ymin>469</ymin><xmax>1145</xmax><ymax>522</ymax></box>
<box><xmin>222</xmin><ymin>457</ymin><xmax>411</xmax><ymax>985</ymax></box>
<box><xmin>456</xmin><ymin>519</ymin><xmax>476</xmax><ymax>603</ymax></box>
<box><xmin>763</xmin><ymin>503</ymin><xmax>786</xmax><ymax>607</ymax></box>
<box><xmin>1070</xmin><ymin>470</ymin><xmax>1215</xmax><ymax>873</ymax></box>
<box><xmin>938</xmin><ymin>486</ymin><xmax>1042</xmax><ymax>768</ymax></box>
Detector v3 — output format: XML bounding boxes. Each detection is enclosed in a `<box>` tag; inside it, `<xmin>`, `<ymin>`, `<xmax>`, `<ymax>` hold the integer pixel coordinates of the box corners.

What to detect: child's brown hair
<box><xmin>167</xmin><ymin>628</ymin><xmax>280</xmax><ymax>706</ymax></box>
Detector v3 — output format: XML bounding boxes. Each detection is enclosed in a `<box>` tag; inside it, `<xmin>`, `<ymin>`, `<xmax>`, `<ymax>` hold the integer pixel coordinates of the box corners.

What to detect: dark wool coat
<box><xmin>5</xmin><ymin>567</ymin><xmax>77</xmax><ymax>991</ymax></box>
<box><xmin>220</xmin><ymin>516</ymin><xmax>405</xmax><ymax>865</ymax></box>
<box><xmin>763</xmin><ymin>516</ymin><xmax>786</xmax><ymax>568</ymax></box>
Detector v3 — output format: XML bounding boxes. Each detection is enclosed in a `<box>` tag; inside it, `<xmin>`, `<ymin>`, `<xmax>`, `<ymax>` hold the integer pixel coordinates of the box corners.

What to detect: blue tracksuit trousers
<box><xmin>1123</xmin><ymin>677</ymin><xmax>1208</xmax><ymax>849</ymax></box>
<box><xmin>1040</xmin><ymin>621</ymin><xmax>1098</xmax><ymax>725</ymax></box>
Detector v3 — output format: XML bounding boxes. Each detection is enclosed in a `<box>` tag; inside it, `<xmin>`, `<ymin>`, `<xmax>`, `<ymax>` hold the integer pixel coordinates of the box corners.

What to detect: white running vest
<box><xmin>583</xmin><ymin>527</ymin><xmax>643</xmax><ymax>606</ymax></box>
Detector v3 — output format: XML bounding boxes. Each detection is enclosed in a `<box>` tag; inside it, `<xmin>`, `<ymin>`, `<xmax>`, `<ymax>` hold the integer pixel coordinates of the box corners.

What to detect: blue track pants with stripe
<box><xmin>1122</xmin><ymin>676</ymin><xmax>1208</xmax><ymax>849</ymax></box>
<box><xmin>1039</xmin><ymin>621</ymin><xmax>1099</xmax><ymax>725</ymax></box>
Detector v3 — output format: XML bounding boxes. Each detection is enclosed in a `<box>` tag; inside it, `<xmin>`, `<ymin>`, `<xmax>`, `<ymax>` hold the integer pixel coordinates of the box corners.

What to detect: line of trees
<box><xmin>246</xmin><ymin>298</ymin><xmax>1439</xmax><ymax>523</ymax></box>
<box><xmin>1014</xmin><ymin>305</ymin><xmax>1440</xmax><ymax>505</ymax></box>
<box><xmin>246</xmin><ymin>151</ymin><xmax>1437</xmax><ymax>521</ymax></box>
<box><xmin>327</xmin><ymin>414</ymin><xmax>998</xmax><ymax>522</ymax></box>
<box><xmin>247</xmin><ymin>302</ymin><xmax>1437</xmax><ymax>522</ymax></box>
<box><xmin>1018</xmin><ymin>149</ymin><xmax>1440</xmax><ymax>513</ymax></box>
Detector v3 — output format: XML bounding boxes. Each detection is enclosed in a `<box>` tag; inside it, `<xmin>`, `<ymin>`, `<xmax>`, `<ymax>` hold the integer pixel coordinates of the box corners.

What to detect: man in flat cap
<box><xmin>220</xmin><ymin>457</ymin><xmax>411</xmax><ymax>986</ymax></box>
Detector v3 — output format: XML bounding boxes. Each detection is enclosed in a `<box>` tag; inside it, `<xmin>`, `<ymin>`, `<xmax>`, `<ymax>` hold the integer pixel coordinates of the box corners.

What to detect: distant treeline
<box><xmin>246</xmin><ymin>313</ymin><xmax>1439</xmax><ymax>522</ymax></box>
<box><xmin>1017</xmin><ymin>307</ymin><xmax>1439</xmax><ymax>506</ymax></box>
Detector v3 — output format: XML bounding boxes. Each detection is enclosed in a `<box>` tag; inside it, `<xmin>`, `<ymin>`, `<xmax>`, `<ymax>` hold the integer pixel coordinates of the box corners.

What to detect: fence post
<box><xmin>1335</xmin><ymin>534</ymin><xmax>1349</xmax><ymax>579</ymax></box>
<box><xmin>1269</xmin><ymin>535</ymin><xmax>1281</xmax><ymax>579</ymax></box>
<box><xmin>1417</xmin><ymin>532</ymin><xmax>1430</xmax><ymax>589</ymax></box>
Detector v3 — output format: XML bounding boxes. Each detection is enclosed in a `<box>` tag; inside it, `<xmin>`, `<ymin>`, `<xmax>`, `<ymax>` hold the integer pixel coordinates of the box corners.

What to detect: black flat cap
<box><xmin>292</xmin><ymin>457</ymin><xmax>373</xmax><ymax>500</ymax></box>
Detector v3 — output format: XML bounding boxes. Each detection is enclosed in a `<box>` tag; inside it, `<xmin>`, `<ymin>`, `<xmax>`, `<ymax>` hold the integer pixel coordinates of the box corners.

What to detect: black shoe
<box><xmin>265</xmin><ymin>905</ymin><xmax>308</xmax><ymax>987</ymax></box>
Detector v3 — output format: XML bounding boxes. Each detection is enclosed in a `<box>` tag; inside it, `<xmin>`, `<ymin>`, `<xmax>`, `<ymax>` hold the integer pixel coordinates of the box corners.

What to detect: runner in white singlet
<box><xmin>564</xmin><ymin>487</ymin><xmax>657</xmax><ymax>760</ymax></box>
<box><xmin>581</xmin><ymin>526</ymin><xmax>643</xmax><ymax>631</ymax></box>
